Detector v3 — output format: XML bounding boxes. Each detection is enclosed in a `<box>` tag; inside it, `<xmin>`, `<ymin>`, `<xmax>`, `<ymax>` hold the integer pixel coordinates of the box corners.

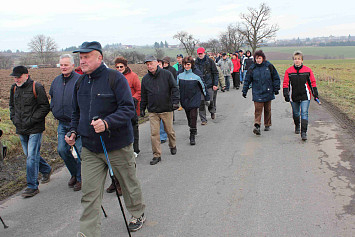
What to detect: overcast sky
<box><xmin>1</xmin><ymin>0</ymin><xmax>354</xmax><ymax>51</ymax></box>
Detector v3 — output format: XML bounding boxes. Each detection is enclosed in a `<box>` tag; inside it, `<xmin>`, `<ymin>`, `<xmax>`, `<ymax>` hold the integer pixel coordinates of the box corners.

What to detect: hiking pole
<box><xmin>315</xmin><ymin>98</ymin><xmax>322</xmax><ymax>105</ymax></box>
<box><xmin>66</xmin><ymin>132</ymin><xmax>108</xmax><ymax>218</ymax></box>
<box><xmin>0</xmin><ymin>216</ymin><xmax>8</xmax><ymax>229</ymax></box>
<box><xmin>92</xmin><ymin>116</ymin><xmax>131</xmax><ymax>237</ymax></box>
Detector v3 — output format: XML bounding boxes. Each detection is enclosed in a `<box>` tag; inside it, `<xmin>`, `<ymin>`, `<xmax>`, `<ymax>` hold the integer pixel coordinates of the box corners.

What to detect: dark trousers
<box><xmin>185</xmin><ymin>108</ymin><xmax>198</xmax><ymax>129</ymax></box>
<box><xmin>132</xmin><ymin>113</ymin><xmax>140</xmax><ymax>154</ymax></box>
<box><xmin>254</xmin><ymin>101</ymin><xmax>272</xmax><ymax>126</ymax></box>
<box><xmin>232</xmin><ymin>72</ymin><xmax>240</xmax><ymax>88</ymax></box>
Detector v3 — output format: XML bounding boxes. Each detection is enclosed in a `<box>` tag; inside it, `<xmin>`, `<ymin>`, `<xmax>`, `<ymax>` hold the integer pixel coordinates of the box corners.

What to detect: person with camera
<box><xmin>9</xmin><ymin>66</ymin><xmax>51</xmax><ymax>198</ymax></box>
<box><xmin>65</xmin><ymin>41</ymin><xmax>146</xmax><ymax>236</ymax></box>
<box><xmin>140</xmin><ymin>56</ymin><xmax>180</xmax><ymax>165</ymax></box>
<box><xmin>50</xmin><ymin>54</ymin><xmax>82</xmax><ymax>191</ymax></box>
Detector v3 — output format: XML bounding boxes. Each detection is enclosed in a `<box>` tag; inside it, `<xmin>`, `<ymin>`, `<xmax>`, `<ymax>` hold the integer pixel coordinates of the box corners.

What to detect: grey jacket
<box><xmin>217</xmin><ymin>58</ymin><xmax>233</xmax><ymax>76</ymax></box>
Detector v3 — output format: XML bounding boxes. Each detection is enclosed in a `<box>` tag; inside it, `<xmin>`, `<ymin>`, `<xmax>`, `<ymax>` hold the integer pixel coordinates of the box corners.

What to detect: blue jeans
<box><xmin>19</xmin><ymin>133</ymin><xmax>51</xmax><ymax>189</ymax></box>
<box><xmin>160</xmin><ymin>120</ymin><xmax>167</xmax><ymax>141</ymax></box>
<box><xmin>58</xmin><ymin>121</ymin><xmax>82</xmax><ymax>181</ymax></box>
<box><xmin>240</xmin><ymin>70</ymin><xmax>244</xmax><ymax>83</ymax></box>
<box><xmin>290</xmin><ymin>100</ymin><xmax>310</xmax><ymax>120</ymax></box>
<box><xmin>224</xmin><ymin>75</ymin><xmax>231</xmax><ymax>90</ymax></box>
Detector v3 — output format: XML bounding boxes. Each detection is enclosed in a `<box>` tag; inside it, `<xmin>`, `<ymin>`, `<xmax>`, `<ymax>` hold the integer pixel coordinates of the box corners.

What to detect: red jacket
<box><xmin>283</xmin><ymin>65</ymin><xmax>317</xmax><ymax>102</ymax></box>
<box><xmin>231</xmin><ymin>58</ymin><xmax>241</xmax><ymax>72</ymax></box>
<box><xmin>123</xmin><ymin>68</ymin><xmax>141</xmax><ymax>114</ymax></box>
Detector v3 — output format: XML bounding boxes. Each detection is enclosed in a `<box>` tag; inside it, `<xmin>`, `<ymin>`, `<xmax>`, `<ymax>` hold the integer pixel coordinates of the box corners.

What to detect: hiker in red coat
<box><xmin>231</xmin><ymin>53</ymin><xmax>241</xmax><ymax>89</ymax></box>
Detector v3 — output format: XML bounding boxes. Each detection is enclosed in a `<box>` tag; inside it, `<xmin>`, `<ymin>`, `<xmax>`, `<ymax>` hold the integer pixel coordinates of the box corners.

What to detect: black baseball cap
<box><xmin>144</xmin><ymin>55</ymin><xmax>157</xmax><ymax>63</ymax></box>
<box><xmin>10</xmin><ymin>66</ymin><xmax>28</xmax><ymax>77</ymax></box>
<box><xmin>177</xmin><ymin>54</ymin><xmax>183</xmax><ymax>58</ymax></box>
<box><xmin>73</xmin><ymin>41</ymin><xmax>103</xmax><ymax>55</ymax></box>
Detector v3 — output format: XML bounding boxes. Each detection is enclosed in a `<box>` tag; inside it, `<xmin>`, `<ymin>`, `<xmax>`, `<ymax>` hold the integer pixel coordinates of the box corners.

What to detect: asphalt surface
<box><xmin>0</xmin><ymin>87</ymin><xmax>354</xmax><ymax>237</ymax></box>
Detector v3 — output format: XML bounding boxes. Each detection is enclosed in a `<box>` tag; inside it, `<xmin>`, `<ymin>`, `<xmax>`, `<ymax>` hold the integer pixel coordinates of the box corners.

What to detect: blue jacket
<box><xmin>242</xmin><ymin>61</ymin><xmax>280</xmax><ymax>102</ymax></box>
<box><xmin>49</xmin><ymin>71</ymin><xmax>80</xmax><ymax>122</ymax></box>
<box><xmin>70</xmin><ymin>63</ymin><xmax>135</xmax><ymax>153</ymax></box>
<box><xmin>195</xmin><ymin>55</ymin><xmax>219</xmax><ymax>89</ymax></box>
<box><xmin>178</xmin><ymin>68</ymin><xmax>209</xmax><ymax>110</ymax></box>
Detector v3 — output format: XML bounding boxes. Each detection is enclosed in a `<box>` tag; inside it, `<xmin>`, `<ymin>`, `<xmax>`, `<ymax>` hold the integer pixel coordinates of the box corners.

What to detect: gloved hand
<box><xmin>242</xmin><ymin>93</ymin><xmax>247</xmax><ymax>98</ymax></box>
<box><xmin>140</xmin><ymin>110</ymin><xmax>145</xmax><ymax>117</ymax></box>
<box><xmin>274</xmin><ymin>91</ymin><xmax>279</xmax><ymax>95</ymax></box>
<box><xmin>284</xmin><ymin>96</ymin><xmax>290</xmax><ymax>102</ymax></box>
<box><xmin>173</xmin><ymin>104</ymin><xmax>180</xmax><ymax>110</ymax></box>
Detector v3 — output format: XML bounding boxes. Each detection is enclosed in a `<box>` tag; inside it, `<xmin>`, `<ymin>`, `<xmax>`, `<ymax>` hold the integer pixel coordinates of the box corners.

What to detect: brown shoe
<box><xmin>73</xmin><ymin>181</ymin><xmax>81</xmax><ymax>191</ymax></box>
<box><xmin>68</xmin><ymin>176</ymin><xmax>77</xmax><ymax>188</ymax></box>
<box><xmin>201</xmin><ymin>121</ymin><xmax>207</xmax><ymax>125</ymax></box>
<box><xmin>106</xmin><ymin>177</ymin><xmax>122</xmax><ymax>196</ymax></box>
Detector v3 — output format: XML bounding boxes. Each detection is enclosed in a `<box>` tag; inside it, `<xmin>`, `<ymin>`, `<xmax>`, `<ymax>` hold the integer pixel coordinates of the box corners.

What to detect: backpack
<box><xmin>75</xmin><ymin>68</ymin><xmax>117</xmax><ymax>91</ymax></box>
<box><xmin>13</xmin><ymin>81</ymin><xmax>37</xmax><ymax>99</ymax></box>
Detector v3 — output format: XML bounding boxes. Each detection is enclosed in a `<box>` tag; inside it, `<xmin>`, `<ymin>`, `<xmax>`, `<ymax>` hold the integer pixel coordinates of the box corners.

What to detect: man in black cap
<box><xmin>140</xmin><ymin>55</ymin><xmax>180</xmax><ymax>165</ymax></box>
<box><xmin>66</xmin><ymin>41</ymin><xmax>146</xmax><ymax>236</ymax></box>
<box><xmin>173</xmin><ymin>54</ymin><xmax>183</xmax><ymax>72</ymax></box>
<box><xmin>9</xmin><ymin>66</ymin><xmax>51</xmax><ymax>198</ymax></box>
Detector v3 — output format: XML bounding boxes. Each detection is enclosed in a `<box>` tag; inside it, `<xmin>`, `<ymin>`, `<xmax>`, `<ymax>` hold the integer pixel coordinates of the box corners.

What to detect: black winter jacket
<box><xmin>140</xmin><ymin>66</ymin><xmax>180</xmax><ymax>113</ymax></box>
<box><xmin>9</xmin><ymin>78</ymin><xmax>50</xmax><ymax>135</ymax></box>
<box><xmin>70</xmin><ymin>64</ymin><xmax>135</xmax><ymax>153</ymax></box>
<box><xmin>163</xmin><ymin>65</ymin><xmax>177</xmax><ymax>81</ymax></box>
<box><xmin>195</xmin><ymin>55</ymin><xmax>219</xmax><ymax>89</ymax></box>
<box><xmin>49</xmin><ymin>71</ymin><xmax>80</xmax><ymax>122</ymax></box>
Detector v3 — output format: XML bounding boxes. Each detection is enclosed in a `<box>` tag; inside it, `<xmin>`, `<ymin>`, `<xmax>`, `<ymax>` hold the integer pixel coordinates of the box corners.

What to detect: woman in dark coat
<box><xmin>242</xmin><ymin>50</ymin><xmax>280</xmax><ymax>135</ymax></box>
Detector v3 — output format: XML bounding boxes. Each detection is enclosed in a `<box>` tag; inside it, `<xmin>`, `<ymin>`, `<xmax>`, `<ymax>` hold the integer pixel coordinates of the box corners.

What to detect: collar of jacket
<box><xmin>61</xmin><ymin>71</ymin><xmax>75</xmax><ymax>82</ymax></box>
<box><xmin>293</xmin><ymin>64</ymin><xmax>303</xmax><ymax>71</ymax></box>
<box><xmin>184</xmin><ymin>69</ymin><xmax>192</xmax><ymax>73</ymax></box>
<box><xmin>148</xmin><ymin>66</ymin><xmax>161</xmax><ymax>77</ymax></box>
<box><xmin>87</xmin><ymin>63</ymin><xmax>106</xmax><ymax>78</ymax></box>
<box><xmin>196</xmin><ymin>55</ymin><xmax>207</xmax><ymax>63</ymax></box>
<box><xmin>18</xmin><ymin>76</ymin><xmax>32</xmax><ymax>88</ymax></box>
<box><xmin>123</xmin><ymin>66</ymin><xmax>132</xmax><ymax>75</ymax></box>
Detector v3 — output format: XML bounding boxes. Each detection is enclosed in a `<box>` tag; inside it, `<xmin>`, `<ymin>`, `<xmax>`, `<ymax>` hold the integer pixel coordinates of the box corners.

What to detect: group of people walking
<box><xmin>7</xmin><ymin>40</ymin><xmax>319</xmax><ymax>236</ymax></box>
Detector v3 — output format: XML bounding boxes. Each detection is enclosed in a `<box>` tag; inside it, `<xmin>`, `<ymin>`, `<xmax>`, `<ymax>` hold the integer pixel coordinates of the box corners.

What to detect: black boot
<box><xmin>189</xmin><ymin>128</ymin><xmax>197</xmax><ymax>145</ymax></box>
<box><xmin>301</xmin><ymin>119</ymin><xmax>308</xmax><ymax>141</ymax></box>
<box><xmin>253</xmin><ymin>124</ymin><xmax>261</xmax><ymax>135</ymax></box>
<box><xmin>293</xmin><ymin>116</ymin><xmax>300</xmax><ymax>134</ymax></box>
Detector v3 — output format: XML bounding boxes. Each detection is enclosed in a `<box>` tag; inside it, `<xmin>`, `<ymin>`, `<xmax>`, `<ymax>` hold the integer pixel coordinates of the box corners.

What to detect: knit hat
<box><xmin>114</xmin><ymin>56</ymin><xmax>128</xmax><ymax>67</ymax></box>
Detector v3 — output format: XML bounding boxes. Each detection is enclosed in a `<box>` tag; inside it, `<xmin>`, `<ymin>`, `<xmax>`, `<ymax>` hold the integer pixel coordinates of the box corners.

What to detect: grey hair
<box><xmin>293</xmin><ymin>50</ymin><xmax>303</xmax><ymax>60</ymax></box>
<box><xmin>60</xmin><ymin>54</ymin><xmax>74</xmax><ymax>64</ymax></box>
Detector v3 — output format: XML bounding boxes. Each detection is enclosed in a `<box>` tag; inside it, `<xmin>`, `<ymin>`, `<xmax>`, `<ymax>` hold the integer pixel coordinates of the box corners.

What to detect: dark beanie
<box><xmin>114</xmin><ymin>56</ymin><xmax>128</xmax><ymax>66</ymax></box>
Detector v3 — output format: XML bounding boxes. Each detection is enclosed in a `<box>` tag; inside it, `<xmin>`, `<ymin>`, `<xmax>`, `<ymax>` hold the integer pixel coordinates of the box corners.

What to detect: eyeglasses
<box><xmin>116</xmin><ymin>66</ymin><xmax>125</xmax><ymax>69</ymax></box>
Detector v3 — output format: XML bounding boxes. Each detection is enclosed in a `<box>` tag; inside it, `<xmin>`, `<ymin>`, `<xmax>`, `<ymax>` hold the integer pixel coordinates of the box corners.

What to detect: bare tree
<box><xmin>28</xmin><ymin>34</ymin><xmax>58</xmax><ymax>64</ymax></box>
<box><xmin>219</xmin><ymin>23</ymin><xmax>245</xmax><ymax>53</ymax></box>
<box><xmin>173</xmin><ymin>31</ymin><xmax>199</xmax><ymax>56</ymax></box>
<box><xmin>239</xmin><ymin>3</ymin><xmax>279</xmax><ymax>53</ymax></box>
<box><xmin>0</xmin><ymin>54</ymin><xmax>14</xmax><ymax>69</ymax></box>
<box><xmin>200</xmin><ymin>39</ymin><xmax>221</xmax><ymax>54</ymax></box>
<box><xmin>154</xmin><ymin>48</ymin><xmax>165</xmax><ymax>60</ymax></box>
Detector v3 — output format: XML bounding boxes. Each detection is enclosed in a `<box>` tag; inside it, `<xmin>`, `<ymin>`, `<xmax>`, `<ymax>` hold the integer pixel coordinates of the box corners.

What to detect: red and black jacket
<box><xmin>283</xmin><ymin>65</ymin><xmax>318</xmax><ymax>102</ymax></box>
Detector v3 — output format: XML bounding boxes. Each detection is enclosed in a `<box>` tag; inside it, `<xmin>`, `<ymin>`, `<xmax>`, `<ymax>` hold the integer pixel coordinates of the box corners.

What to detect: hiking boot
<box><xmin>189</xmin><ymin>128</ymin><xmax>197</xmax><ymax>146</ymax></box>
<box><xmin>211</xmin><ymin>113</ymin><xmax>215</xmax><ymax>120</ymax></box>
<box><xmin>293</xmin><ymin>116</ymin><xmax>300</xmax><ymax>134</ymax></box>
<box><xmin>22</xmin><ymin>188</ymin><xmax>39</xmax><ymax>198</ymax></box>
<box><xmin>301</xmin><ymin>132</ymin><xmax>307</xmax><ymax>141</ymax></box>
<box><xmin>68</xmin><ymin>176</ymin><xmax>77</xmax><ymax>188</ymax></box>
<box><xmin>253</xmin><ymin>124</ymin><xmax>261</xmax><ymax>135</ymax></box>
<box><xmin>106</xmin><ymin>177</ymin><xmax>122</xmax><ymax>195</ymax></box>
<box><xmin>170</xmin><ymin>147</ymin><xmax>177</xmax><ymax>155</ymax></box>
<box><xmin>264</xmin><ymin>126</ymin><xmax>270</xmax><ymax>131</ymax></box>
<box><xmin>128</xmin><ymin>213</ymin><xmax>146</xmax><ymax>232</ymax></box>
<box><xmin>301</xmin><ymin>119</ymin><xmax>308</xmax><ymax>141</ymax></box>
<box><xmin>201</xmin><ymin>121</ymin><xmax>207</xmax><ymax>125</ymax></box>
<box><xmin>41</xmin><ymin>169</ymin><xmax>52</xmax><ymax>184</ymax></box>
<box><xmin>150</xmin><ymin>157</ymin><xmax>161</xmax><ymax>165</ymax></box>
<box><xmin>73</xmin><ymin>181</ymin><xmax>81</xmax><ymax>191</ymax></box>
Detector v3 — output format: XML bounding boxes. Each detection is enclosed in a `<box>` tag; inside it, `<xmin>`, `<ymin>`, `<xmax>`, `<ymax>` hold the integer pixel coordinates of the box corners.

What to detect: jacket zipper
<box><xmin>88</xmin><ymin>75</ymin><xmax>93</xmax><ymax>122</ymax></box>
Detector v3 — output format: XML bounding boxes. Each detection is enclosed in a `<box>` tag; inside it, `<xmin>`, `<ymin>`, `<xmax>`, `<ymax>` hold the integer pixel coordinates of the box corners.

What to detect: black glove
<box><xmin>242</xmin><ymin>93</ymin><xmax>247</xmax><ymax>98</ymax></box>
<box><xmin>284</xmin><ymin>96</ymin><xmax>290</xmax><ymax>102</ymax></box>
<box><xmin>274</xmin><ymin>91</ymin><xmax>279</xmax><ymax>95</ymax></box>
<box><xmin>313</xmin><ymin>87</ymin><xmax>319</xmax><ymax>99</ymax></box>
<box><xmin>140</xmin><ymin>109</ymin><xmax>145</xmax><ymax>117</ymax></box>
<box><xmin>173</xmin><ymin>104</ymin><xmax>180</xmax><ymax>110</ymax></box>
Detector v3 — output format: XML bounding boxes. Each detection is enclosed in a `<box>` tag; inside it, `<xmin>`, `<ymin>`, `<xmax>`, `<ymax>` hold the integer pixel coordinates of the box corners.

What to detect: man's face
<box><xmin>60</xmin><ymin>57</ymin><xmax>74</xmax><ymax>77</ymax></box>
<box><xmin>223</xmin><ymin>55</ymin><xmax>227</xmax><ymax>60</ymax></box>
<box><xmin>79</xmin><ymin>51</ymin><xmax>102</xmax><ymax>74</ymax></box>
<box><xmin>293</xmin><ymin>55</ymin><xmax>303</xmax><ymax>67</ymax></box>
<box><xmin>13</xmin><ymin>74</ymin><xmax>28</xmax><ymax>87</ymax></box>
<box><xmin>255</xmin><ymin>56</ymin><xmax>263</xmax><ymax>64</ymax></box>
<box><xmin>184</xmin><ymin>62</ymin><xmax>192</xmax><ymax>71</ymax></box>
<box><xmin>177</xmin><ymin>57</ymin><xmax>183</xmax><ymax>64</ymax></box>
<box><xmin>198</xmin><ymin>52</ymin><xmax>205</xmax><ymax>60</ymax></box>
<box><xmin>146</xmin><ymin>61</ymin><xmax>158</xmax><ymax>74</ymax></box>
<box><xmin>115</xmin><ymin>63</ymin><xmax>126</xmax><ymax>73</ymax></box>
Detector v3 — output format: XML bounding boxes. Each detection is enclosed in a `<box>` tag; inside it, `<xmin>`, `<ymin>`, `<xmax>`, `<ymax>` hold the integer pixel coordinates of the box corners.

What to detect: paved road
<box><xmin>1</xmin><ymin>88</ymin><xmax>354</xmax><ymax>237</ymax></box>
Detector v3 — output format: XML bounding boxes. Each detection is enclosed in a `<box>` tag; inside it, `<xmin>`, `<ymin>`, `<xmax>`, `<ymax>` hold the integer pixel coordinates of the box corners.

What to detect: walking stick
<box><xmin>93</xmin><ymin>116</ymin><xmax>131</xmax><ymax>237</ymax></box>
<box><xmin>0</xmin><ymin>216</ymin><xmax>9</xmax><ymax>229</ymax></box>
<box><xmin>66</xmin><ymin>132</ymin><xmax>108</xmax><ymax>218</ymax></box>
